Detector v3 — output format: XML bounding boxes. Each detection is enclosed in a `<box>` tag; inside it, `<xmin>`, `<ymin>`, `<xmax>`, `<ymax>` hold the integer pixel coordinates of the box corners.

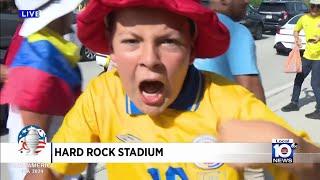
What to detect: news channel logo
<box><xmin>18</xmin><ymin>125</ymin><xmax>47</xmax><ymax>155</ymax></box>
<box><xmin>18</xmin><ymin>10</ymin><xmax>40</xmax><ymax>18</ymax></box>
<box><xmin>272</xmin><ymin>139</ymin><xmax>297</xmax><ymax>163</ymax></box>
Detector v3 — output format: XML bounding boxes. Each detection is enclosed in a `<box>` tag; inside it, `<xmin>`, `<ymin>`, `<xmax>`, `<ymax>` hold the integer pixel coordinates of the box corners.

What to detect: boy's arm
<box><xmin>0</xmin><ymin>64</ymin><xmax>8</xmax><ymax>83</ymax></box>
<box><xmin>20</xmin><ymin>110</ymin><xmax>50</xmax><ymax>132</ymax></box>
<box><xmin>215</xmin><ymin>87</ymin><xmax>320</xmax><ymax>179</ymax></box>
<box><xmin>217</xmin><ymin>120</ymin><xmax>320</xmax><ymax>179</ymax></box>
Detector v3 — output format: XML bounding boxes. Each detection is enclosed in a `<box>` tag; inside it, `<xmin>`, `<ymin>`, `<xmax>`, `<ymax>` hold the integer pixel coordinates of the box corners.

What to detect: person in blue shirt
<box><xmin>195</xmin><ymin>0</ymin><xmax>265</xmax><ymax>103</ymax></box>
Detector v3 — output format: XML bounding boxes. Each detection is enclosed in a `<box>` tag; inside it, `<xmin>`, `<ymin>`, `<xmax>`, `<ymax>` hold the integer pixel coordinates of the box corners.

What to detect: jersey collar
<box><xmin>126</xmin><ymin>65</ymin><xmax>204</xmax><ymax>115</ymax></box>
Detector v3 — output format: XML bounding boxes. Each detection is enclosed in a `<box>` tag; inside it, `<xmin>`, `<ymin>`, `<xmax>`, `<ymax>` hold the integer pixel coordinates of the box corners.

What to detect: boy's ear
<box><xmin>104</xmin><ymin>29</ymin><xmax>116</xmax><ymax>62</ymax></box>
<box><xmin>109</xmin><ymin>42</ymin><xmax>116</xmax><ymax>63</ymax></box>
<box><xmin>110</xmin><ymin>53</ymin><xmax>116</xmax><ymax>63</ymax></box>
<box><xmin>189</xmin><ymin>44</ymin><xmax>196</xmax><ymax>64</ymax></box>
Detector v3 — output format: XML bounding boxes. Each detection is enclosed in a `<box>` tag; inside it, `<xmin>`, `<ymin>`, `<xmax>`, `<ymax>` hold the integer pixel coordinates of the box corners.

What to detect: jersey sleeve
<box><xmin>294</xmin><ymin>16</ymin><xmax>303</xmax><ymax>32</ymax></box>
<box><xmin>226</xmin><ymin>24</ymin><xmax>259</xmax><ymax>76</ymax></box>
<box><xmin>50</xmin><ymin>80</ymin><xmax>100</xmax><ymax>175</ymax></box>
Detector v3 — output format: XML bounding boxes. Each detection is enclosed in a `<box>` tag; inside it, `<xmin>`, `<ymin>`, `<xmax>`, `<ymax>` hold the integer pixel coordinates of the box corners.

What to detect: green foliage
<box><xmin>250</xmin><ymin>0</ymin><xmax>262</xmax><ymax>7</ymax></box>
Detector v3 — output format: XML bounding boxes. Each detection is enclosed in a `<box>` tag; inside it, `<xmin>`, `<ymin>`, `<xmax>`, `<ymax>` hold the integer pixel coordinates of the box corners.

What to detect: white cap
<box><xmin>15</xmin><ymin>0</ymin><xmax>83</xmax><ymax>37</ymax></box>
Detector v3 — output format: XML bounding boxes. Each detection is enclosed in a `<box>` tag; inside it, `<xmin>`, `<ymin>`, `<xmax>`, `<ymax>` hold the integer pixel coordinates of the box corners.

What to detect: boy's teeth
<box><xmin>143</xmin><ymin>91</ymin><xmax>158</xmax><ymax>96</ymax></box>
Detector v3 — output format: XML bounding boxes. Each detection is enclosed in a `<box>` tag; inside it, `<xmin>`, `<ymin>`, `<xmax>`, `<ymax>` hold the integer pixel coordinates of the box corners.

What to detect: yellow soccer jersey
<box><xmin>294</xmin><ymin>14</ymin><xmax>320</xmax><ymax>60</ymax></box>
<box><xmin>51</xmin><ymin>66</ymin><xmax>307</xmax><ymax>180</ymax></box>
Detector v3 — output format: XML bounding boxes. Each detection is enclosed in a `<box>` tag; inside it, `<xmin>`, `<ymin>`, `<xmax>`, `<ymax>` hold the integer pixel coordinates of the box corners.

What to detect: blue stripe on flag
<box><xmin>11</xmin><ymin>39</ymin><xmax>81</xmax><ymax>89</ymax></box>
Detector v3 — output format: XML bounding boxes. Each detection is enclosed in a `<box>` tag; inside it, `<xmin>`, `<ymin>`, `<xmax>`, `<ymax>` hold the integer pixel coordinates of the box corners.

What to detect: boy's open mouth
<box><xmin>139</xmin><ymin>80</ymin><xmax>164</xmax><ymax>106</ymax></box>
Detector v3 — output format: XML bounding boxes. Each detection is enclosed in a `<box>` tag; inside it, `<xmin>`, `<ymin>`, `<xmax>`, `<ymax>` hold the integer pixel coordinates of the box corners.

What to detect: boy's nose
<box><xmin>139</xmin><ymin>44</ymin><xmax>163</xmax><ymax>71</ymax></box>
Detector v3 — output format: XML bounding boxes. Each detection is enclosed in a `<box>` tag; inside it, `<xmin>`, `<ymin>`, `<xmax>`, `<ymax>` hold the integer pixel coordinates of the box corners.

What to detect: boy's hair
<box><xmin>104</xmin><ymin>11</ymin><xmax>197</xmax><ymax>40</ymax></box>
<box><xmin>104</xmin><ymin>12</ymin><xmax>116</xmax><ymax>37</ymax></box>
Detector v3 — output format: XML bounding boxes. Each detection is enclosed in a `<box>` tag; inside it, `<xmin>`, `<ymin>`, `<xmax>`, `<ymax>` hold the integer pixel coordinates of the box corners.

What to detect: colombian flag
<box><xmin>1</xmin><ymin>28</ymin><xmax>82</xmax><ymax>115</ymax></box>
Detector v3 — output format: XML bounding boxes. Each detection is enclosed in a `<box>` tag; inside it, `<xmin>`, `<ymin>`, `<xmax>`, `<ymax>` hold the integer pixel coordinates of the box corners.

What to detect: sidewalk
<box><xmin>266</xmin><ymin>77</ymin><xmax>320</xmax><ymax>143</ymax></box>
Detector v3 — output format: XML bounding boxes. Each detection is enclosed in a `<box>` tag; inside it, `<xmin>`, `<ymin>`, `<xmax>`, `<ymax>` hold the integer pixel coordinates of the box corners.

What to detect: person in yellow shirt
<box><xmin>26</xmin><ymin>0</ymin><xmax>320</xmax><ymax>179</ymax></box>
<box><xmin>282</xmin><ymin>0</ymin><xmax>320</xmax><ymax>120</ymax></box>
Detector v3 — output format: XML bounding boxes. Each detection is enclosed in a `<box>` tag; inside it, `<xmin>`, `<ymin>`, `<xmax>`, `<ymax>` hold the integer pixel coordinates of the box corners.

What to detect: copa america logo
<box><xmin>18</xmin><ymin>125</ymin><xmax>47</xmax><ymax>155</ymax></box>
<box><xmin>193</xmin><ymin>135</ymin><xmax>224</xmax><ymax>169</ymax></box>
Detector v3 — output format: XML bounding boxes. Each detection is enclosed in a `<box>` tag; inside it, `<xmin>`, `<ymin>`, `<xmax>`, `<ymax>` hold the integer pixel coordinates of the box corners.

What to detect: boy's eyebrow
<box><xmin>117</xmin><ymin>30</ymin><xmax>142</xmax><ymax>39</ymax></box>
<box><xmin>116</xmin><ymin>28</ymin><xmax>183</xmax><ymax>38</ymax></box>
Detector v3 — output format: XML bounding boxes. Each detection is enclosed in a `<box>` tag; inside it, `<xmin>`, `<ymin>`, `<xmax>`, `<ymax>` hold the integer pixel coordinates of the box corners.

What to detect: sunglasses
<box><xmin>310</xmin><ymin>4</ymin><xmax>320</xmax><ymax>9</ymax></box>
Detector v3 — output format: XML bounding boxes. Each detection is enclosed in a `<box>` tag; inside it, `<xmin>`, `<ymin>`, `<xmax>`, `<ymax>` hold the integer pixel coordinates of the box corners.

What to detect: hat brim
<box><xmin>77</xmin><ymin>0</ymin><xmax>230</xmax><ymax>58</ymax></box>
<box><xmin>19</xmin><ymin>0</ymin><xmax>83</xmax><ymax>37</ymax></box>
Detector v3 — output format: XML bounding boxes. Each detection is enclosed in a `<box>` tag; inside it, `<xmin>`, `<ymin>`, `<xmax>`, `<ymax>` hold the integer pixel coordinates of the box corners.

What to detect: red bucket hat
<box><xmin>77</xmin><ymin>0</ymin><xmax>230</xmax><ymax>58</ymax></box>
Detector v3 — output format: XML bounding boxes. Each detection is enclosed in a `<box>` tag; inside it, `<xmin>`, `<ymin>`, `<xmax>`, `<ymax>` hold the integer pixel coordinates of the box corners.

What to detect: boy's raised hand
<box><xmin>217</xmin><ymin>120</ymin><xmax>298</xmax><ymax>143</ymax></box>
<box><xmin>217</xmin><ymin>120</ymin><xmax>320</xmax><ymax>179</ymax></box>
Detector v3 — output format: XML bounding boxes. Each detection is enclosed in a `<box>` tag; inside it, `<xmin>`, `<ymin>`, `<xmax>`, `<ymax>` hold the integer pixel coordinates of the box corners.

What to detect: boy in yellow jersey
<box><xmin>282</xmin><ymin>0</ymin><xmax>320</xmax><ymax>119</ymax></box>
<box><xmin>27</xmin><ymin>0</ymin><xmax>320</xmax><ymax>179</ymax></box>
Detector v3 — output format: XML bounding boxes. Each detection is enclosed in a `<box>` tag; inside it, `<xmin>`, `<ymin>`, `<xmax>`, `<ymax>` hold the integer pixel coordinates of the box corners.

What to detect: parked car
<box><xmin>258</xmin><ymin>0</ymin><xmax>308</xmax><ymax>33</ymax></box>
<box><xmin>69</xmin><ymin>12</ymin><xmax>96</xmax><ymax>62</ymax></box>
<box><xmin>200</xmin><ymin>1</ymin><xmax>265</xmax><ymax>40</ymax></box>
<box><xmin>0</xmin><ymin>1</ymin><xmax>20</xmax><ymax>49</ymax></box>
<box><xmin>80</xmin><ymin>46</ymin><xmax>96</xmax><ymax>62</ymax></box>
<box><xmin>274</xmin><ymin>14</ymin><xmax>306</xmax><ymax>54</ymax></box>
<box><xmin>240</xmin><ymin>5</ymin><xmax>265</xmax><ymax>40</ymax></box>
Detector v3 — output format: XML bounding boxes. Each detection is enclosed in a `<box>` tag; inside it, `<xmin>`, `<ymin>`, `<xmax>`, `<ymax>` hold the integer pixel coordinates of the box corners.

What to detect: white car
<box><xmin>274</xmin><ymin>14</ymin><xmax>306</xmax><ymax>55</ymax></box>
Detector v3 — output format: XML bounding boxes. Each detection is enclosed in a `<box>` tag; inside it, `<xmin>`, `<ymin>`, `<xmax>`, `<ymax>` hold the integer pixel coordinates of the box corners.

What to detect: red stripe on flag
<box><xmin>1</xmin><ymin>67</ymin><xmax>80</xmax><ymax>115</ymax></box>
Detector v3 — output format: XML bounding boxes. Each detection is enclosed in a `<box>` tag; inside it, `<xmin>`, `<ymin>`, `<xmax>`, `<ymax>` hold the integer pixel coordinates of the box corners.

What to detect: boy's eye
<box><xmin>122</xmin><ymin>39</ymin><xmax>139</xmax><ymax>44</ymax></box>
<box><xmin>162</xmin><ymin>39</ymin><xmax>178</xmax><ymax>45</ymax></box>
